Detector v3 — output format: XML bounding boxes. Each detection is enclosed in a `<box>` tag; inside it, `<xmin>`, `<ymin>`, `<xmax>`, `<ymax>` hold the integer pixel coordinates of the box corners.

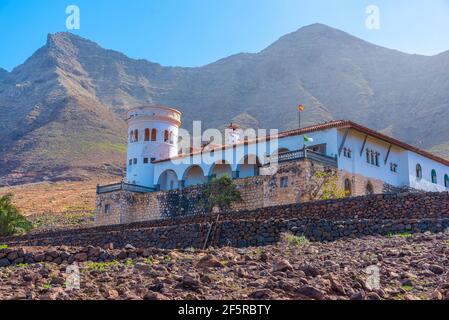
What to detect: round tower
<box><xmin>126</xmin><ymin>105</ymin><xmax>182</xmax><ymax>187</ymax></box>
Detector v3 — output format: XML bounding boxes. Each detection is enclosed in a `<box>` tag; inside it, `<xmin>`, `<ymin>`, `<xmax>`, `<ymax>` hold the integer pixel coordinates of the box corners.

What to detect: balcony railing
<box><xmin>266</xmin><ymin>149</ymin><xmax>338</xmax><ymax>167</ymax></box>
<box><xmin>96</xmin><ymin>182</ymin><xmax>156</xmax><ymax>195</ymax></box>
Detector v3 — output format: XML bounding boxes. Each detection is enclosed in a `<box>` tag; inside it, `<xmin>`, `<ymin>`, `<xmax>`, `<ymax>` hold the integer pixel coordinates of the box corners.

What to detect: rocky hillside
<box><xmin>1</xmin><ymin>233</ymin><xmax>448</xmax><ymax>300</ymax></box>
<box><xmin>2</xmin><ymin>23</ymin><xmax>449</xmax><ymax>185</ymax></box>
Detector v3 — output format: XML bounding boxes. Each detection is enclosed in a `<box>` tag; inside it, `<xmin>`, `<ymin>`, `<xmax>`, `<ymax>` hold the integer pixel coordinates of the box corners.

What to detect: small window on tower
<box><xmin>104</xmin><ymin>204</ymin><xmax>111</xmax><ymax>215</ymax></box>
<box><xmin>164</xmin><ymin>130</ymin><xmax>169</xmax><ymax>143</ymax></box>
<box><xmin>145</xmin><ymin>129</ymin><xmax>150</xmax><ymax>141</ymax></box>
<box><xmin>151</xmin><ymin>129</ymin><xmax>157</xmax><ymax>141</ymax></box>
<box><xmin>280</xmin><ymin>177</ymin><xmax>289</xmax><ymax>188</ymax></box>
<box><xmin>143</xmin><ymin>158</ymin><xmax>149</xmax><ymax>164</ymax></box>
<box><xmin>129</xmin><ymin>159</ymin><xmax>132</xmax><ymax>166</ymax></box>
<box><xmin>133</xmin><ymin>158</ymin><xmax>137</xmax><ymax>165</ymax></box>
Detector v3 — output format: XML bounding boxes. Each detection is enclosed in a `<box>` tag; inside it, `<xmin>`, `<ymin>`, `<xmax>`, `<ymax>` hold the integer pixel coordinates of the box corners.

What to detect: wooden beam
<box><xmin>384</xmin><ymin>144</ymin><xmax>392</xmax><ymax>165</ymax></box>
<box><xmin>360</xmin><ymin>135</ymin><xmax>368</xmax><ymax>157</ymax></box>
<box><xmin>338</xmin><ymin>128</ymin><xmax>350</xmax><ymax>157</ymax></box>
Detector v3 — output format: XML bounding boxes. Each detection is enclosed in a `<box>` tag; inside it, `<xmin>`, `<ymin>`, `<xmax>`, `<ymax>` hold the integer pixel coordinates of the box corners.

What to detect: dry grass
<box><xmin>0</xmin><ymin>179</ymin><xmax>114</xmax><ymax>216</ymax></box>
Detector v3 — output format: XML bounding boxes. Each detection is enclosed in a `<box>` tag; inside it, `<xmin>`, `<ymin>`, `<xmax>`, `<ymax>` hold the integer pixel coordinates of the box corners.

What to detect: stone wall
<box><xmin>95</xmin><ymin>159</ymin><xmax>338</xmax><ymax>226</ymax></box>
<box><xmin>6</xmin><ymin>192</ymin><xmax>449</xmax><ymax>249</ymax></box>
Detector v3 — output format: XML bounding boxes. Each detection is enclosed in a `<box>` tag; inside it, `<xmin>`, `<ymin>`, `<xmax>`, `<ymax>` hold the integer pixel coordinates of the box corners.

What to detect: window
<box><xmin>143</xmin><ymin>158</ymin><xmax>149</xmax><ymax>164</ymax></box>
<box><xmin>445</xmin><ymin>174</ymin><xmax>449</xmax><ymax>188</ymax></box>
<box><xmin>134</xmin><ymin>129</ymin><xmax>139</xmax><ymax>142</ymax></box>
<box><xmin>431</xmin><ymin>169</ymin><xmax>437</xmax><ymax>184</ymax></box>
<box><xmin>170</xmin><ymin>132</ymin><xmax>174</xmax><ymax>144</ymax></box>
<box><xmin>416</xmin><ymin>164</ymin><xmax>422</xmax><ymax>179</ymax></box>
<box><xmin>390</xmin><ymin>163</ymin><xmax>398</xmax><ymax>173</ymax></box>
<box><xmin>151</xmin><ymin>158</ymin><xmax>156</xmax><ymax>162</ymax></box>
<box><xmin>145</xmin><ymin>129</ymin><xmax>150</xmax><ymax>141</ymax></box>
<box><xmin>128</xmin><ymin>159</ymin><xmax>132</xmax><ymax>166</ymax></box>
<box><xmin>151</xmin><ymin>129</ymin><xmax>157</xmax><ymax>141</ymax></box>
<box><xmin>366</xmin><ymin>149</ymin><xmax>380</xmax><ymax>166</ymax></box>
<box><xmin>343</xmin><ymin>148</ymin><xmax>352</xmax><ymax>159</ymax></box>
<box><xmin>104</xmin><ymin>204</ymin><xmax>111</xmax><ymax>215</ymax></box>
<box><xmin>133</xmin><ymin>158</ymin><xmax>137</xmax><ymax>165</ymax></box>
<box><xmin>366</xmin><ymin>182</ymin><xmax>374</xmax><ymax>195</ymax></box>
<box><xmin>164</xmin><ymin>130</ymin><xmax>169</xmax><ymax>143</ymax></box>
<box><xmin>280</xmin><ymin>177</ymin><xmax>289</xmax><ymax>188</ymax></box>
<box><xmin>344</xmin><ymin>179</ymin><xmax>352</xmax><ymax>197</ymax></box>
<box><xmin>130</xmin><ymin>131</ymin><xmax>134</xmax><ymax>143</ymax></box>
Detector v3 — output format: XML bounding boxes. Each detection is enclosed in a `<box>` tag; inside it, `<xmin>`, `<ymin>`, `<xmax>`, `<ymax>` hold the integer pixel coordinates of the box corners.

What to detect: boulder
<box><xmin>272</xmin><ymin>259</ymin><xmax>293</xmax><ymax>272</ymax></box>
<box><xmin>196</xmin><ymin>255</ymin><xmax>224</xmax><ymax>269</ymax></box>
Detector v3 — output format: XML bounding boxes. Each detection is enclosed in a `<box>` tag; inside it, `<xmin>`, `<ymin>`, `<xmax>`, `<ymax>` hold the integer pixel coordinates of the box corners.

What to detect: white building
<box><xmin>125</xmin><ymin>105</ymin><xmax>449</xmax><ymax>194</ymax></box>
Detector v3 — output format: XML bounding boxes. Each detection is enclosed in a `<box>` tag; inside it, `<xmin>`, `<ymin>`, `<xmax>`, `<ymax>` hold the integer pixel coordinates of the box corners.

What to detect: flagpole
<box><xmin>298</xmin><ymin>104</ymin><xmax>302</xmax><ymax>151</ymax></box>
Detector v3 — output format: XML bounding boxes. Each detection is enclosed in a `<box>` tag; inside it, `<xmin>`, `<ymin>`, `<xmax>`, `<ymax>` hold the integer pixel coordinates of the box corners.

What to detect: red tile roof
<box><xmin>153</xmin><ymin>120</ymin><xmax>449</xmax><ymax>167</ymax></box>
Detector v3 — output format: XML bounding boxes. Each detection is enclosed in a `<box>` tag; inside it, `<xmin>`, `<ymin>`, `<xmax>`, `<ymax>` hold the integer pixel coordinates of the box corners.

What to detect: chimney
<box><xmin>226</xmin><ymin>123</ymin><xmax>241</xmax><ymax>145</ymax></box>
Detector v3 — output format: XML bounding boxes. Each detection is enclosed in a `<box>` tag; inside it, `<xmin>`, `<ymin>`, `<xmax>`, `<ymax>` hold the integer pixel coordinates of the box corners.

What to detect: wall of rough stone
<box><xmin>6</xmin><ymin>192</ymin><xmax>449</xmax><ymax>250</ymax></box>
<box><xmin>95</xmin><ymin>159</ymin><xmax>338</xmax><ymax>226</ymax></box>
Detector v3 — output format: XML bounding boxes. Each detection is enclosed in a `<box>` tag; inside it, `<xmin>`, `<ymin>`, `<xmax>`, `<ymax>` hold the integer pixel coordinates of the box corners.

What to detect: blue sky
<box><xmin>1</xmin><ymin>0</ymin><xmax>449</xmax><ymax>71</ymax></box>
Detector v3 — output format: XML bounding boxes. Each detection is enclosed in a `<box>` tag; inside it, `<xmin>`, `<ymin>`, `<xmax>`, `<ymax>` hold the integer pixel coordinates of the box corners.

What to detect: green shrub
<box><xmin>282</xmin><ymin>233</ymin><xmax>310</xmax><ymax>247</ymax></box>
<box><xmin>387</xmin><ymin>232</ymin><xmax>412</xmax><ymax>238</ymax></box>
<box><xmin>202</xmin><ymin>175</ymin><xmax>243</xmax><ymax>212</ymax></box>
<box><xmin>0</xmin><ymin>194</ymin><xmax>33</xmax><ymax>237</ymax></box>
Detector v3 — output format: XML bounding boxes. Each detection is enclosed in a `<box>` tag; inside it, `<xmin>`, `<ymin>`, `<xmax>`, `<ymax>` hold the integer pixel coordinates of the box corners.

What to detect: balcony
<box><xmin>96</xmin><ymin>182</ymin><xmax>156</xmax><ymax>195</ymax></box>
<box><xmin>267</xmin><ymin>149</ymin><xmax>338</xmax><ymax>167</ymax></box>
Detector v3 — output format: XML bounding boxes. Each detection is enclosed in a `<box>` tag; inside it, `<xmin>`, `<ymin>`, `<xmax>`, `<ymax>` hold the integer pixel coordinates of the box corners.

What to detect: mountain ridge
<box><xmin>1</xmin><ymin>24</ymin><xmax>449</xmax><ymax>186</ymax></box>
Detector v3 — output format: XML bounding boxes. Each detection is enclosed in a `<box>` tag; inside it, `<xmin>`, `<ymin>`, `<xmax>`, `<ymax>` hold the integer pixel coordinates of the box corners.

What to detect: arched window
<box><xmin>151</xmin><ymin>129</ymin><xmax>157</xmax><ymax>141</ymax></box>
<box><xmin>445</xmin><ymin>174</ymin><xmax>449</xmax><ymax>188</ymax></box>
<box><xmin>366</xmin><ymin>182</ymin><xmax>374</xmax><ymax>195</ymax></box>
<box><xmin>344</xmin><ymin>179</ymin><xmax>352</xmax><ymax>197</ymax></box>
<box><xmin>144</xmin><ymin>128</ymin><xmax>150</xmax><ymax>141</ymax></box>
<box><xmin>164</xmin><ymin>130</ymin><xmax>169</xmax><ymax>143</ymax></box>
<box><xmin>416</xmin><ymin>164</ymin><xmax>422</xmax><ymax>179</ymax></box>
<box><xmin>134</xmin><ymin>129</ymin><xmax>139</xmax><ymax>142</ymax></box>
<box><xmin>375</xmin><ymin>152</ymin><xmax>380</xmax><ymax>167</ymax></box>
<box><xmin>169</xmin><ymin>131</ymin><xmax>174</xmax><ymax>144</ymax></box>
<box><xmin>431</xmin><ymin>169</ymin><xmax>437</xmax><ymax>184</ymax></box>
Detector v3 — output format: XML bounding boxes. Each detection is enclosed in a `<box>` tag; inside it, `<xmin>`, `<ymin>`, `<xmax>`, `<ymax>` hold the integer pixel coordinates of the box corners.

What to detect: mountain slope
<box><xmin>1</xmin><ymin>24</ymin><xmax>449</xmax><ymax>185</ymax></box>
<box><xmin>0</xmin><ymin>68</ymin><xmax>8</xmax><ymax>82</ymax></box>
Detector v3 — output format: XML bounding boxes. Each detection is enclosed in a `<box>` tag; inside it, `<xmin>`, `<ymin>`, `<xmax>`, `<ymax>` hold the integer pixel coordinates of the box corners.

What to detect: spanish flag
<box><xmin>298</xmin><ymin>104</ymin><xmax>305</xmax><ymax>112</ymax></box>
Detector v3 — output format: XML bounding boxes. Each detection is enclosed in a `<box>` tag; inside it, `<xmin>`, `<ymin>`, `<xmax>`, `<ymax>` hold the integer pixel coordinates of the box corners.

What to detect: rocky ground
<box><xmin>1</xmin><ymin>232</ymin><xmax>448</xmax><ymax>300</ymax></box>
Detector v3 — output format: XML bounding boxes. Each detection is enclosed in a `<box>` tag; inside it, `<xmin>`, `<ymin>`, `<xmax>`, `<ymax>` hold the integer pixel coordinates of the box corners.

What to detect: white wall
<box><xmin>153</xmin><ymin>129</ymin><xmax>337</xmax><ymax>187</ymax></box>
<box><xmin>407</xmin><ymin>151</ymin><xmax>449</xmax><ymax>192</ymax></box>
<box><xmin>337</xmin><ymin>129</ymin><xmax>408</xmax><ymax>187</ymax></box>
<box><xmin>152</xmin><ymin>126</ymin><xmax>449</xmax><ymax>193</ymax></box>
